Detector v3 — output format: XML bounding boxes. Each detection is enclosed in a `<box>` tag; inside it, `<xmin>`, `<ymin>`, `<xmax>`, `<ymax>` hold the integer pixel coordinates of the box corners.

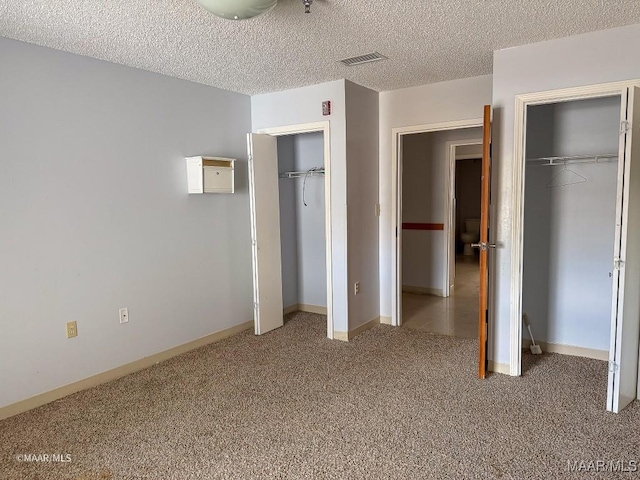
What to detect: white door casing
<box><xmin>391</xmin><ymin>119</ymin><xmax>484</xmax><ymax>326</ymax></box>
<box><xmin>511</xmin><ymin>80</ymin><xmax>640</xmax><ymax>379</ymax></box>
<box><xmin>256</xmin><ymin>121</ymin><xmax>334</xmax><ymax>339</ymax></box>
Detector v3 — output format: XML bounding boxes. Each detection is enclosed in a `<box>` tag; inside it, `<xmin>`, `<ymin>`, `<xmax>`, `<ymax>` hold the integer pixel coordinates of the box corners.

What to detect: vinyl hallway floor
<box><xmin>402</xmin><ymin>255</ymin><xmax>479</xmax><ymax>337</ymax></box>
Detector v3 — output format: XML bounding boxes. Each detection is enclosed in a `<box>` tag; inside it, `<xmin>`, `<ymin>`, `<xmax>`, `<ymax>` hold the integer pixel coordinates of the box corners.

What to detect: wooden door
<box><xmin>476</xmin><ymin>105</ymin><xmax>492</xmax><ymax>379</ymax></box>
<box><xmin>607</xmin><ymin>86</ymin><xmax>640</xmax><ymax>412</ymax></box>
<box><xmin>247</xmin><ymin>133</ymin><xmax>284</xmax><ymax>335</ymax></box>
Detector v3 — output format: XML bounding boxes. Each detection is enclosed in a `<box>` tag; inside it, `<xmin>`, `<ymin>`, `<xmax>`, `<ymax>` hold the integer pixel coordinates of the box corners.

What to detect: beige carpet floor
<box><xmin>1</xmin><ymin>312</ymin><xmax>639</xmax><ymax>479</ymax></box>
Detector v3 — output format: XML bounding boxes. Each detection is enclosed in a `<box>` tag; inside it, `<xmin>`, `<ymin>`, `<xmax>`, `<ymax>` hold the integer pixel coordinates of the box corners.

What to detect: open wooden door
<box><xmin>474</xmin><ymin>105</ymin><xmax>493</xmax><ymax>379</ymax></box>
<box><xmin>607</xmin><ymin>86</ymin><xmax>640</xmax><ymax>413</ymax></box>
<box><xmin>247</xmin><ymin>133</ymin><xmax>284</xmax><ymax>335</ymax></box>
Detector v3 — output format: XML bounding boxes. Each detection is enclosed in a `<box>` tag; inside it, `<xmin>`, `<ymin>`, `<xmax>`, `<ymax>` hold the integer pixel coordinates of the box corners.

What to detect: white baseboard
<box><xmin>334</xmin><ymin>316</ymin><xmax>381</xmax><ymax>342</ymax></box>
<box><xmin>299</xmin><ymin>304</ymin><xmax>327</xmax><ymax>315</ymax></box>
<box><xmin>488</xmin><ymin>361</ymin><xmax>510</xmax><ymax>375</ymax></box>
<box><xmin>283</xmin><ymin>304</ymin><xmax>328</xmax><ymax>315</ymax></box>
<box><xmin>379</xmin><ymin>316</ymin><xmax>392</xmax><ymax>325</ymax></box>
<box><xmin>283</xmin><ymin>304</ymin><xmax>298</xmax><ymax>315</ymax></box>
<box><xmin>0</xmin><ymin>320</ymin><xmax>254</xmax><ymax>421</ymax></box>
<box><xmin>402</xmin><ymin>285</ymin><xmax>444</xmax><ymax>297</ymax></box>
<box><xmin>522</xmin><ymin>339</ymin><xmax>608</xmax><ymax>361</ymax></box>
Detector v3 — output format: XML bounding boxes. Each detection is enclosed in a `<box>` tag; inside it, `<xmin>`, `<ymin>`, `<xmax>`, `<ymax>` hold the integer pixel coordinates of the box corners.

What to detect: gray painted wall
<box><xmin>278</xmin><ymin>133</ymin><xmax>327</xmax><ymax>309</ymax></box>
<box><xmin>522</xmin><ymin>97</ymin><xmax>620</xmax><ymax>351</ymax></box>
<box><xmin>0</xmin><ymin>37</ymin><xmax>252</xmax><ymax>407</ymax></box>
<box><xmin>402</xmin><ymin>127</ymin><xmax>482</xmax><ymax>291</ymax></box>
<box><xmin>491</xmin><ymin>23</ymin><xmax>640</xmax><ymax>366</ymax></box>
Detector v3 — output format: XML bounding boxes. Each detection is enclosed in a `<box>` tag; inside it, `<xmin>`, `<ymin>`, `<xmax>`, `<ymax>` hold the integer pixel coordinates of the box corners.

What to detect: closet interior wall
<box><xmin>277</xmin><ymin>132</ymin><xmax>327</xmax><ymax>312</ymax></box>
<box><xmin>522</xmin><ymin>96</ymin><xmax>621</xmax><ymax>353</ymax></box>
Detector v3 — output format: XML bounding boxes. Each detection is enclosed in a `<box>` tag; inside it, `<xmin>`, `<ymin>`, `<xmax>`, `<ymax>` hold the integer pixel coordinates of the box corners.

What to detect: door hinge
<box><xmin>396</xmin><ymin>226</ymin><xmax>398</xmax><ymax>237</ymax></box>
<box><xmin>251</xmin><ymin>238</ymin><xmax>257</xmax><ymax>246</ymax></box>
<box><xmin>609</xmin><ymin>361</ymin><xmax>619</xmax><ymax>373</ymax></box>
<box><xmin>621</xmin><ymin>120</ymin><xmax>630</xmax><ymax>134</ymax></box>
<box><xmin>614</xmin><ymin>258</ymin><xmax>625</xmax><ymax>270</ymax></box>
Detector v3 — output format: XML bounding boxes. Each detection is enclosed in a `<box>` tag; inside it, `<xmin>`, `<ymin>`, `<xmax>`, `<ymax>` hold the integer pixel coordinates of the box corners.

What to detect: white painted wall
<box><xmin>379</xmin><ymin>75</ymin><xmax>493</xmax><ymax>318</ymax></box>
<box><xmin>0</xmin><ymin>38</ymin><xmax>252</xmax><ymax>408</ymax></box>
<box><xmin>492</xmin><ymin>23</ymin><xmax>640</xmax><ymax>366</ymax></box>
<box><xmin>401</xmin><ymin>128</ymin><xmax>482</xmax><ymax>292</ymax></box>
<box><xmin>252</xmin><ymin>81</ymin><xmax>348</xmax><ymax>332</ymax></box>
<box><xmin>345</xmin><ymin>81</ymin><xmax>380</xmax><ymax>329</ymax></box>
<box><xmin>522</xmin><ymin>97</ymin><xmax>620</xmax><ymax>351</ymax></box>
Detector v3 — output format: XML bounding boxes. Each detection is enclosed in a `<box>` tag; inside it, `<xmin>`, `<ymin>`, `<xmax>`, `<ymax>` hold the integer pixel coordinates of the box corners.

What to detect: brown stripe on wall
<box><xmin>402</xmin><ymin>223</ymin><xmax>444</xmax><ymax>231</ymax></box>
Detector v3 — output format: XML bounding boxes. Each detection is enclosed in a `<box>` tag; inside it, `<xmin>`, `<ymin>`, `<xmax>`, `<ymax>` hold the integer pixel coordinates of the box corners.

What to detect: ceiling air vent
<box><xmin>339</xmin><ymin>52</ymin><xmax>387</xmax><ymax>67</ymax></box>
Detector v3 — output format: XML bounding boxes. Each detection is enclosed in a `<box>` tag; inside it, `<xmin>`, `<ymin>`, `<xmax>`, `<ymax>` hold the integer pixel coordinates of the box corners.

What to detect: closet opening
<box><xmin>277</xmin><ymin>132</ymin><xmax>328</xmax><ymax>325</ymax></box>
<box><xmin>248</xmin><ymin>121</ymin><xmax>333</xmax><ymax>340</ymax></box>
<box><xmin>513</xmin><ymin>82</ymin><xmax>640</xmax><ymax>412</ymax></box>
<box><xmin>522</xmin><ymin>95</ymin><xmax>621</xmax><ymax>367</ymax></box>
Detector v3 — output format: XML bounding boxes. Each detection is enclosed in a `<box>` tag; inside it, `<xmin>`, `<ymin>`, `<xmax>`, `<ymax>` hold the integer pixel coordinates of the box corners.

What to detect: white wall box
<box><xmin>185</xmin><ymin>156</ymin><xmax>235</xmax><ymax>194</ymax></box>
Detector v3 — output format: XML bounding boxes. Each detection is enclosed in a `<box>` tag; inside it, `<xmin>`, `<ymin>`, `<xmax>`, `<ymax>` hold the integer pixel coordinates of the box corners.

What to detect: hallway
<box><xmin>401</xmin><ymin>256</ymin><xmax>479</xmax><ymax>338</ymax></box>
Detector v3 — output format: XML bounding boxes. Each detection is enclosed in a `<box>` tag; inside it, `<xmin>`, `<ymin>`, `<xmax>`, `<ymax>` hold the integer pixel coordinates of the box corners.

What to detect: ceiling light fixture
<box><xmin>194</xmin><ymin>0</ymin><xmax>278</xmax><ymax>20</ymax></box>
<box><xmin>195</xmin><ymin>0</ymin><xmax>313</xmax><ymax>20</ymax></box>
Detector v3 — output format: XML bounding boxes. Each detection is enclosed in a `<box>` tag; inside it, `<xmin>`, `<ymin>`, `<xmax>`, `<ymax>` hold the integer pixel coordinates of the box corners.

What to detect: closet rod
<box><xmin>280</xmin><ymin>168</ymin><xmax>325</xmax><ymax>179</ymax></box>
<box><xmin>527</xmin><ymin>153</ymin><xmax>618</xmax><ymax>167</ymax></box>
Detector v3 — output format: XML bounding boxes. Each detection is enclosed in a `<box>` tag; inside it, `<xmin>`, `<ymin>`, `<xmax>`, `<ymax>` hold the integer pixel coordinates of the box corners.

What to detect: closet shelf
<box><xmin>280</xmin><ymin>168</ymin><xmax>325</xmax><ymax>179</ymax></box>
<box><xmin>527</xmin><ymin>153</ymin><xmax>618</xmax><ymax>166</ymax></box>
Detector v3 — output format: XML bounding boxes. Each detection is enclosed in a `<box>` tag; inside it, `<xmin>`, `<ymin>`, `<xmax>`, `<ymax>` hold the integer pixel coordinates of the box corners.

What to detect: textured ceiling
<box><xmin>1</xmin><ymin>1</ymin><xmax>640</xmax><ymax>95</ymax></box>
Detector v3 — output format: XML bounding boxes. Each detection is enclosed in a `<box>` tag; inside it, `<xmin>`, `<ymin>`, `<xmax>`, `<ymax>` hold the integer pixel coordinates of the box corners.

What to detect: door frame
<box><xmin>444</xmin><ymin>139</ymin><xmax>484</xmax><ymax>297</ymax></box>
<box><xmin>510</xmin><ymin>80</ymin><xmax>640</xmax><ymax>376</ymax></box>
<box><xmin>257</xmin><ymin>121</ymin><xmax>334</xmax><ymax>339</ymax></box>
<box><xmin>391</xmin><ymin>118</ymin><xmax>483</xmax><ymax>326</ymax></box>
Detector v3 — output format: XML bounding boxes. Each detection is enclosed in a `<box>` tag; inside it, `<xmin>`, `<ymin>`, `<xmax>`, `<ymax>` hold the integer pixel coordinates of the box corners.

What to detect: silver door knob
<box><xmin>471</xmin><ymin>242</ymin><xmax>496</xmax><ymax>251</ymax></box>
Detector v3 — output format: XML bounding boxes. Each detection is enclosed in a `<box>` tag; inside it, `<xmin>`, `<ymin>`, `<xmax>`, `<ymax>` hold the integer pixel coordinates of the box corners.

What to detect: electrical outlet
<box><xmin>66</xmin><ymin>321</ymin><xmax>78</xmax><ymax>338</ymax></box>
<box><xmin>119</xmin><ymin>307</ymin><xmax>129</xmax><ymax>324</ymax></box>
<box><xmin>354</xmin><ymin>282</ymin><xmax>360</xmax><ymax>295</ymax></box>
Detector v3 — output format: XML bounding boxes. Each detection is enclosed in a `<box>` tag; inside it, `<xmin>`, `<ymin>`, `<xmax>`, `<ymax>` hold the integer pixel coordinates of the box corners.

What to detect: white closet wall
<box><xmin>277</xmin><ymin>132</ymin><xmax>327</xmax><ymax>310</ymax></box>
<box><xmin>523</xmin><ymin>96</ymin><xmax>621</xmax><ymax>351</ymax></box>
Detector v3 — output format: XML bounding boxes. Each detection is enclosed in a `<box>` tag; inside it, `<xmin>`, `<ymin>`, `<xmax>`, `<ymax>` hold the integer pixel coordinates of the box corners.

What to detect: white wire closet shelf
<box><xmin>527</xmin><ymin>153</ymin><xmax>618</xmax><ymax>166</ymax></box>
<box><xmin>280</xmin><ymin>167</ymin><xmax>325</xmax><ymax>178</ymax></box>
